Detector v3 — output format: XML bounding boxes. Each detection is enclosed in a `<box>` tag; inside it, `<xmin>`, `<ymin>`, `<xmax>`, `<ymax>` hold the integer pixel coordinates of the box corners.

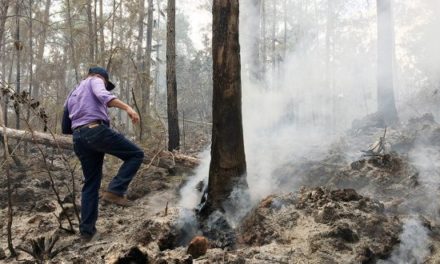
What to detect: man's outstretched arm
<box><xmin>107</xmin><ymin>99</ymin><xmax>140</xmax><ymax>124</ymax></box>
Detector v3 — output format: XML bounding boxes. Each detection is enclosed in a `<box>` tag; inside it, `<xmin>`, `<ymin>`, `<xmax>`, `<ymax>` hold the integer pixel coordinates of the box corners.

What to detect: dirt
<box><xmin>2</xmin><ymin>113</ymin><xmax>440</xmax><ymax>263</ymax></box>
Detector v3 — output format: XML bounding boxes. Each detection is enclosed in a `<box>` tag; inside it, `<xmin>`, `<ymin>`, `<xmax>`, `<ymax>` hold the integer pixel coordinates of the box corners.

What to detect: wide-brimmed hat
<box><xmin>88</xmin><ymin>67</ymin><xmax>115</xmax><ymax>91</ymax></box>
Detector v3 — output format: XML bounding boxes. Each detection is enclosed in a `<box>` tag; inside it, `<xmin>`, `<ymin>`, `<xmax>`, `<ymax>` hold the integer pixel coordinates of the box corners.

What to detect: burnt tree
<box><xmin>377</xmin><ymin>0</ymin><xmax>398</xmax><ymax>124</ymax></box>
<box><xmin>203</xmin><ymin>0</ymin><xmax>247</xmax><ymax>214</ymax></box>
<box><xmin>166</xmin><ymin>0</ymin><xmax>180</xmax><ymax>150</ymax></box>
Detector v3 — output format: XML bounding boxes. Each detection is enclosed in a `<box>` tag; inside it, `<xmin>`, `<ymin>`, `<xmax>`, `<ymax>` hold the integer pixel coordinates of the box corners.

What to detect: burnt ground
<box><xmin>2</xmin><ymin>113</ymin><xmax>440</xmax><ymax>263</ymax></box>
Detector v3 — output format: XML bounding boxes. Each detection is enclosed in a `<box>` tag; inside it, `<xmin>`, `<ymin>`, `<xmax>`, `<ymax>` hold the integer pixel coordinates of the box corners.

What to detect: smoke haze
<box><xmin>178</xmin><ymin>1</ymin><xmax>440</xmax><ymax>260</ymax></box>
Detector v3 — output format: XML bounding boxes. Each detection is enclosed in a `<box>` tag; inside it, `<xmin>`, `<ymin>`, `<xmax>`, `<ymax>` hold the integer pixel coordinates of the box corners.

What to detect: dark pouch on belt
<box><xmin>61</xmin><ymin>106</ymin><xmax>73</xmax><ymax>134</ymax></box>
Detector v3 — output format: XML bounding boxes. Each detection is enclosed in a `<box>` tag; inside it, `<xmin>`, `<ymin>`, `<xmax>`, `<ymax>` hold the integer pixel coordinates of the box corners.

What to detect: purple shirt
<box><xmin>67</xmin><ymin>76</ymin><xmax>117</xmax><ymax>129</ymax></box>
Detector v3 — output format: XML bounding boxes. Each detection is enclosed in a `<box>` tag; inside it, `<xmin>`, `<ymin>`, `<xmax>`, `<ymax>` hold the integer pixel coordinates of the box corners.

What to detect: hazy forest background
<box><xmin>2</xmin><ymin>0</ymin><xmax>440</xmax><ymax>263</ymax></box>
<box><xmin>0</xmin><ymin>0</ymin><xmax>439</xmax><ymax>146</ymax></box>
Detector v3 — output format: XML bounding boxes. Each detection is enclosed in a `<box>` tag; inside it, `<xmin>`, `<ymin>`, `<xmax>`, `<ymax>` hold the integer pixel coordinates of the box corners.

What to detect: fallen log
<box><xmin>0</xmin><ymin>126</ymin><xmax>200</xmax><ymax>169</ymax></box>
<box><xmin>0</xmin><ymin>127</ymin><xmax>73</xmax><ymax>150</ymax></box>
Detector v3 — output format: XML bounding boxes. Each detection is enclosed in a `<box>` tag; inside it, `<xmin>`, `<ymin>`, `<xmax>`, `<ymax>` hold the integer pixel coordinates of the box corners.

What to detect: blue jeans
<box><xmin>72</xmin><ymin>124</ymin><xmax>144</xmax><ymax>236</ymax></box>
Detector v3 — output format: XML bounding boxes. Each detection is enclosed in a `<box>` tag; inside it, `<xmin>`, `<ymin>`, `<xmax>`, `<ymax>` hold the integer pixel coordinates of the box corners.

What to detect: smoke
<box><xmin>378</xmin><ymin>217</ymin><xmax>430</xmax><ymax>264</ymax></box>
<box><xmin>178</xmin><ymin>149</ymin><xmax>210</xmax><ymax>210</ymax></box>
<box><xmin>176</xmin><ymin>0</ymin><xmax>440</xmax><ymax>248</ymax></box>
<box><xmin>408</xmin><ymin>145</ymin><xmax>440</xmax><ymax>218</ymax></box>
<box><xmin>239</xmin><ymin>0</ymin><xmax>376</xmax><ymax>202</ymax></box>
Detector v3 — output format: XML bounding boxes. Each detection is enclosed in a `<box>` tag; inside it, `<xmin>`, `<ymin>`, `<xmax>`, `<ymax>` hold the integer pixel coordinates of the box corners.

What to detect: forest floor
<box><xmin>2</xmin><ymin>113</ymin><xmax>440</xmax><ymax>263</ymax></box>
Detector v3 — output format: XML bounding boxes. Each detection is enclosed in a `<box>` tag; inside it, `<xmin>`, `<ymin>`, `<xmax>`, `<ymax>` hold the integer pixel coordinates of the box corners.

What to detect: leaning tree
<box><xmin>201</xmin><ymin>0</ymin><xmax>248</xmax><ymax>216</ymax></box>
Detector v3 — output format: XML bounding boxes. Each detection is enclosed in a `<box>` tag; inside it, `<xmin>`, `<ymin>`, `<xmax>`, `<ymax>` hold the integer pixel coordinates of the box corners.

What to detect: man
<box><xmin>66</xmin><ymin>67</ymin><xmax>144</xmax><ymax>241</ymax></box>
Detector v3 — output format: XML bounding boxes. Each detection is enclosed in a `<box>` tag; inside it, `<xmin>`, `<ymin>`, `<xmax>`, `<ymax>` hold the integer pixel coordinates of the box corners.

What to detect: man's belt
<box><xmin>74</xmin><ymin>121</ymin><xmax>103</xmax><ymax>131</ymax></box>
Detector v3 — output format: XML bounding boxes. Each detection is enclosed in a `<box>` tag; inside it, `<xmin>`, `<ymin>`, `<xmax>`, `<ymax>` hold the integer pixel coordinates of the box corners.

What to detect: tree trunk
<box><xmin>283</xmin><ymin>0</ymin><xmax>287</xmax><ymax>59</ymax></box>
<box><xmin>261</xmin><ymin>0</ymin><xmax>266</xmax><ymax>78</ymax></box>
<box><xmin>250</xmin><ymin>0</ymin><xmax>261</xmax><ymax>82</ymax></box>
<box><xmin>377</xmin><ymin>0</ymin><xmax>398</xmax><ymax>124</ymax></box>
<box><xmin>99</xmin><ymin>0</ymin><xmax>105</xmax><ymax>65</ymax></box>
<box><xmin>153</xmin><ymin>0</ymin><xmax>162</xmax><ymax>111</ymax></box>
<box><xmin>203</xmin><ymin>0</ymin><xmax>247</xmax><ymax>215</ymax></box>
<box><xmin>166</xmin><ymin>0</ymin><xmax>180</xmax><ymax>151</ymax></box>
<box><xmin>271</xmin><ymin>0</ymin><xmax>276</xmax><ymax>73</ymax></box>
<box><xmin>93</xmin><ymin>0</ymin><xmax>98</xmax><ymax>60</ymax></box>
<box><xmin>26</xmin><ymin>0</ymin><xmax>33</xmax><ymax>145</ymax></box>
<box><xmin>325</xmin><ymin>0</ymin><xmax>335</xmax><ymax>129</ymax></box>
<box><xmin>86</xmin><ymin>0</ymin><xmax>95</xmax><ymax>62</ymax></box>
<box><xmin>14</xmin><ymin>1</ymin><xmax>21</xmax><ymax>129</ymax></box>
<box><xmin>110</xmin><ymin>0</ymin><xmax>116</xmax><ymax>51</ymax></box>
<box><xmin>31</xmin><ymin>0</ymin><xmax>50</xmax><ymax>99</ymax></box>
<box><xmin>66</xmin><ymin>0</ymin><xmax>79</xmax><ymax>82</ymax></box>
<box><xmin>0</xmin><ymin>0</ymin><xmax>10</xmax><ymax>56</ymax></box>
<box><xmin>136</xmin><ymin>0</ymin><xmax>145</xmax><ymax>140</ymax></box>
<box><xmin>141</xmin><ymin>0</ymin><xmax>153</xmax><ymax>125</ymax></box>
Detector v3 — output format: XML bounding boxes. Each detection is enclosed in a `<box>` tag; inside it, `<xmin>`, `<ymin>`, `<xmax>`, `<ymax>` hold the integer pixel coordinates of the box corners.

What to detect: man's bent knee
<box><xmin>135</xmin><ymin>149</ymin><xmax>144</xmax><ymax>161</ymax></box>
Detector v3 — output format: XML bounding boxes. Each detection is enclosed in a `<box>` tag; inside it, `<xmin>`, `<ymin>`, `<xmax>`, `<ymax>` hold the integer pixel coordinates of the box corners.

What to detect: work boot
<box><xmin>101</xmin><ymin>191</ymin><xmax>133</xmax><ymax>207</ymax></box>
<box><xmin>80</xmin><ymin>231</ymin><xmax>101</xmax><ymax>244</ymax></box>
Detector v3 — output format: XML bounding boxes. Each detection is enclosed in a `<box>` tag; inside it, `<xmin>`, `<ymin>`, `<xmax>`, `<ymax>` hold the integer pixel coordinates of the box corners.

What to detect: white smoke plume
<box><xmin>379</xmin><ymin>218</ymin><xmax>430</xmax><ymax>264</ymax></box>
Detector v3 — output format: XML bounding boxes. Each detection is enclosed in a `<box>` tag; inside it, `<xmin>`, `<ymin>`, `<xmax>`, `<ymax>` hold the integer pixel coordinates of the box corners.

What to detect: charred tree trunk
<box><xmin>202</xmin><ymin>0</ymin><xmax>247</xmax><ymax>215</ymax></box>
<box><xmin>166</xmin><ymin>0</ymin><xmax>180</xmax><ymax>151</ymax></box>
<box><xmin>377</xmin><ymin>0</ymin><xmax>398</xmax><ymax>125</ymax></box>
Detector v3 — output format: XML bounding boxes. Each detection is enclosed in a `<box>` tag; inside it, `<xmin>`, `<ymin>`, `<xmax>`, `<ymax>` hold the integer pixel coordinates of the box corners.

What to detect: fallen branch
<box><xmin>0</xmin><ymin>126</ymin><xmax>200</xmax><ymax>169</ymax></box>
<box><xmin>0</xmin><ymin>126</ymin><xmax>72</xmax><ymax>150</ymax></box>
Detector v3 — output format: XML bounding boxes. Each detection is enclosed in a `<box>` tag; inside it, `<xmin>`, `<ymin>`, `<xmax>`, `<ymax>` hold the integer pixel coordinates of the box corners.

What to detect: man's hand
<box><xmin>126</xmin><ymin>107</ymin><xmax>140</xmax><ymax>124</ymax></box>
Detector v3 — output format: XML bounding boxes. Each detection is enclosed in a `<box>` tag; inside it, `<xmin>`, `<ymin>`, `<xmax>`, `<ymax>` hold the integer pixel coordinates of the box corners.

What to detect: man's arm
<box><xmin>107</xmin><ymin>99</ymin><xmax>140</xmax><ymax>124</ymax></box>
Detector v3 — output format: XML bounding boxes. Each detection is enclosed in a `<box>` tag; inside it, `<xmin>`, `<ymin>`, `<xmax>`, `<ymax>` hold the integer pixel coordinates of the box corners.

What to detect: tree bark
<box><xmin>141</xmin><ymin>0</ymin><xmax>153</xmax><ymax>123</ymax></box>
<box><xmin>110</xmin><ymin>0</ymin><xmax>116</xmax><ymax>51</ymax></box>
<box><xmin>0</xmin><ymin>0</ymin><xmax>10</xmax><ymax>56</ymax></box>
<box><xmin>136</xmin><ymin>0</ymin><xmax>145</xmax><ymax>140</ymax></box>
<box><xmin>166</xmin><ymin>0</ymin><xmax>180</xmax><ymax>151</ymax></box>
<box><xmin>377</xmin><ymin>0</ymin><xmax>398</xmax><ymax>124</ymax></box>
<box><xmin>86</xmin><ymin>0</ymin><xmax>95</xmax><ymax>62</ymax></box>
<box><xmin>203</xmin><ymin>0</ymin><xmax>247</xmax><ymax>215</ymax></box>
<box><xmin>99</xmin><ymin>0</ymin><xmax>105</xmax><ymax>65</ymax></box>
<box><xmin>93</xmin><ymin>0</ymin><xmax>98</xmax><ymax>60</ymax></box>
<box><xmin>32</xmin><ymin>0</ymin><xmax>50</xmax><ymax>99</ymax></box>
<box><xmin>14</xmin><ymin>1</ymin><xmax>21</xmax><ymax>129</ymax></box>
<box><xmin>66</xmin><ymin>0</ymin><xmax>79</xmax><ymax>82</ymax></box>
<box><xmin>0</xmin><ymin>126</ymin><xmax>73</xmax><ymax>149</ymax></box>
